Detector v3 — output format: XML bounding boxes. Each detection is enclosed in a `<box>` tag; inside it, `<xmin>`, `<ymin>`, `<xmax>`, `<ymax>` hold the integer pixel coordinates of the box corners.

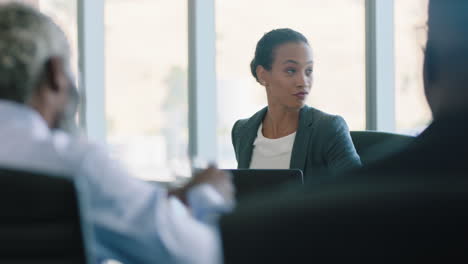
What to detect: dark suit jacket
<box><xmin>231</xmin><ymin>105</ymin><xmax>361</xmax><ymax>182</ymax></box>
<box><xmin>357</xmin><ymin>113</ymin><xmax>468</xmax><ymax>177</ymax></box>
<box><xmin>221</xmin><ymin>113</ymin><xmax>468</xmax><ymax>262</ymax></box>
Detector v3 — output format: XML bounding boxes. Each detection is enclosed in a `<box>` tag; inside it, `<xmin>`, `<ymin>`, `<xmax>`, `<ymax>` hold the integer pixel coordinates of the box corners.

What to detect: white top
<box><xmin>0</xmin><ymin>100</ymin><xmax>228</xmax><ymax>264</ymax></box>
<box><xmin>249</xmin><ymin>124</ymin><xmax>296</xmax><ymax>169</ymax></box>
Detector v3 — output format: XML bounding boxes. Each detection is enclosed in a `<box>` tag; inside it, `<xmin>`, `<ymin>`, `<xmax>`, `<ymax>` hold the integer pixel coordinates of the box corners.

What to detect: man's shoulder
<box><xmin>49</xmin><ymin>130</ymin><xmax>111</xmax><ymax>170</ymax></box>
<box><xmin>51</xmin><ymin>130</ymin><xmax>103</xmax><ymax>154</ymax></box>
<box><xmin>0</xmin><ymin>128</ymin><xmax>108</xmax><ymax>178</ymax></box>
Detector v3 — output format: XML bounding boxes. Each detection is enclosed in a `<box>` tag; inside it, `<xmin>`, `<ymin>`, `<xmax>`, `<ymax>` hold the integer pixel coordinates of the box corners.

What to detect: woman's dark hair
<box><xmin>250</xmin><ymin>28</ymin><xmax>309</xmax><ymax>82</ymax></box>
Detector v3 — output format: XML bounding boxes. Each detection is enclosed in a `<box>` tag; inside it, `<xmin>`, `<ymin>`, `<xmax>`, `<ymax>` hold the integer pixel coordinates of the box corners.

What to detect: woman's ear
<box><xmin>256</xmin><ymin>65</ymin><xmax>268</xmax><ymax>86</ymax></box>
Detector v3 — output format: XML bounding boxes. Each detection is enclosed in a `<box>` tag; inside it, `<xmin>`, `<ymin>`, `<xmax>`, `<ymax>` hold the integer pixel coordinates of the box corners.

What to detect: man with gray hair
<box><xmin>0</xmin><ymin>3</ymin><xmax>233</xmax><ymax>263</ymax></box>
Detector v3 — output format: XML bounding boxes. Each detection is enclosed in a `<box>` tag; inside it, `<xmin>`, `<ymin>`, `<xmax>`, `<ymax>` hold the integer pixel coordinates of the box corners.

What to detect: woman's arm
<box><xmin>231</xmin><ymin>120</ymin><xmax>243</xmax><ymax>163</ymax></box>
<box><xmin>322</xmin><ymin>115</ymin><xmax>362</xmax><ymax>175</ymax></box>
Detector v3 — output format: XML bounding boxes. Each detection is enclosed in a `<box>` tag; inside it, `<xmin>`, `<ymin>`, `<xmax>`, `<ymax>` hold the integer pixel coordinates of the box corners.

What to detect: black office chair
<box><xmin>0</xmin><ymin>168</ymin><xmax>86</xmax><ymax>264</ymax></box>
<box><xmin>350</xmin><ymin>131</ymin><xmax>415</xmax><ymax>165</ymax></box>
<box><xmin>221</xmin><ymin>176</ymin><xmax>468</xmax><ymax>262</ymax></box>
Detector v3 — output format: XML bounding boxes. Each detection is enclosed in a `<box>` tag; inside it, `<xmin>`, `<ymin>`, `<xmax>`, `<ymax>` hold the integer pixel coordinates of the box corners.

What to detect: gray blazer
<box><xmin>231</xmin><ymin>105</ymin><xmax>361</xmax><ymax>182</ymax></box>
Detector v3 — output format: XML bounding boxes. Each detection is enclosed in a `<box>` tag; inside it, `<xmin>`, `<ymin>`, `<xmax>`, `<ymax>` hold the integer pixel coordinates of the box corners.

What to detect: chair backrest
<box><xmin>0</xmin><ymin>168</ymin><xmax>86</xmax><ymax>263</ymax></box>
<box><xmin>221</xmin><ymin>176</ymin><xmax>468</xmax><ymax>262</ymax></box>
<box><xmin>350</xmin><ymin>131</ymin><xmax>415</xmax><ymax>165</ymax></box>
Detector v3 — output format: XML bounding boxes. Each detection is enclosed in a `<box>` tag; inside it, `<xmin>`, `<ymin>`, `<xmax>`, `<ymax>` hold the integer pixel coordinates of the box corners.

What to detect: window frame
<box><xmin>78</xmin><ymin>0</ymin><xmax>398</xmax><ymax>160</ymax></box>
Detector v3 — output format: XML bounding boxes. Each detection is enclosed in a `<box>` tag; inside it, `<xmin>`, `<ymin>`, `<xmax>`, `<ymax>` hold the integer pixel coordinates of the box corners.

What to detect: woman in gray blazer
<box><xmin>231</xmin><ymin>28</ymin><xmax>361</xmax><ymax>182</ymax></box>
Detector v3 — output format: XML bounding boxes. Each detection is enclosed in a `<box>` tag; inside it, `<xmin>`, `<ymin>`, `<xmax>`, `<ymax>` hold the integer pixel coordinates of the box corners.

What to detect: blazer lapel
<box><xmin>237</xmin><ymin>107</ymin><xmax>267</xmax><ymax>168</ymax></box>
<box><xmin>290</xmin><ymin>106</ymin><xmax>314</xmax><ymax>171</ymax></box>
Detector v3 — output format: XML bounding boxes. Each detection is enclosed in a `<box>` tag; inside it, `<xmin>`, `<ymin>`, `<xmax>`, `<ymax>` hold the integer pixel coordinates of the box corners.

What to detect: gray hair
<box><xmin>0</xmin><ymin>2</ymin><xmax>70</xmax><ymax>103</ymax></box>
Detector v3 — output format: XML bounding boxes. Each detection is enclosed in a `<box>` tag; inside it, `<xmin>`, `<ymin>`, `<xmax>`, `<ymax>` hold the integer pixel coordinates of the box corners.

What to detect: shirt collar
<box><xmin>0</xmin><ymin>99</ymin><xmax>50</xmax><ymax>138</ymax></box>
<box><xmin>254</xmin><ymin>123</ymin><xmax>297</xmax><ymax>144</ymax></box>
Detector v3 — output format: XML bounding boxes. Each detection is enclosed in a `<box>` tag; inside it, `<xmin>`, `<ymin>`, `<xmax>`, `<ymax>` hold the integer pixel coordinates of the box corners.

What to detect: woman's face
<box><xmin>260</xmin><ymin>41</ymin><xmax>313</xmax><ymax>110</ymax></box>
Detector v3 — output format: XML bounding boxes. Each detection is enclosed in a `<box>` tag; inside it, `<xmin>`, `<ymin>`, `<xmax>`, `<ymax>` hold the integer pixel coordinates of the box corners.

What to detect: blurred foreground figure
<box><xmin>0</xmin><ymin>3</ymin><xmax>233</xmax><ymax>263</ymax></box>
<box><xmin>221</xmin><ymin>0</ymin><xmax>468</xmax><ymax>262</ymax></box>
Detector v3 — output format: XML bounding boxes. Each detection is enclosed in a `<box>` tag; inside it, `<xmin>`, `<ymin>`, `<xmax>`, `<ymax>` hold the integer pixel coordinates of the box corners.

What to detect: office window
<box><xmin>395</xmin><ymin>0</ymin><xmax>431</xmax><ymax>135</ymax></box>
<box><xmin>105</xmin><ymin>0</ymin><xmax>188</xmax><ymax>181</ymax></box>
<box><xmin>216</xmin><ymin>0</ymin><xmax>366</xmax><ymax>168</ymax></box>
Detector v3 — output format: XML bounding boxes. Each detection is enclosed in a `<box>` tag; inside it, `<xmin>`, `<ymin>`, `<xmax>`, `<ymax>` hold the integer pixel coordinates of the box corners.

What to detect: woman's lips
<box><xmin>294</xmin><ymin>92</ymin><xmax>308</xmax><ymax>100</ymax></box>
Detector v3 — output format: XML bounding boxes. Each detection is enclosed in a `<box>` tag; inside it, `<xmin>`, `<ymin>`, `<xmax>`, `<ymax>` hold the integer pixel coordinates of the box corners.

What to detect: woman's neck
<box><xmin>262</xmin><ymin>104</ymin><xmax>300</xmax><ymax>139</ymax></box>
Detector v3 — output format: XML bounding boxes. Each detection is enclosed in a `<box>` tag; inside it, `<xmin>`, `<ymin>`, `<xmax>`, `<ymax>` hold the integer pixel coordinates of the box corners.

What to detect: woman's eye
<box><xmin>286</xmin><ymin>68</ymin><xmax>296</xmax><ymax>74</ymax></box>
<box><xmin>305</xmin><ymin>69</ymin><xmax>313</xmax><ymax>76</ymax></box>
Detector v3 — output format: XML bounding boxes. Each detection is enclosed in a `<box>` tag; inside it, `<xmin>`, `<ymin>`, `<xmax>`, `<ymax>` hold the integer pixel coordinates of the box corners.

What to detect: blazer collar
<box><xmin>237</xmin><ymin>107</ymin><xmax>268</xmax><ymax>168</ymax></box>
<box><xmin>290</xmin><ymin>106</ymin><xmax>315</xmax><ymax>170</ymax></box>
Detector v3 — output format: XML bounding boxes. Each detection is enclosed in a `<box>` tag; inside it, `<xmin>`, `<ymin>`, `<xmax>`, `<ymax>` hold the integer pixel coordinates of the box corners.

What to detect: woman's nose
<box><xmin>296</xmin><ymin>74</ymin><xmax>311</xmax><ymax>87</ymax></box>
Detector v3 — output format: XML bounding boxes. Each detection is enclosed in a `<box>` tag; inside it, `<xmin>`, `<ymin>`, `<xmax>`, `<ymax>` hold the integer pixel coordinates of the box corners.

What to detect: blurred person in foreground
<box><xmin>0</xmin><ymin>3</ymin><xmax>233</xmax><ymax>264</ymax></box>
<box><xmin>221</xmin><ymin>0</ymin><xmax>468</xmax><ymax>262</ymax></box>
<box><xmin>232</xmin><ymin>28</ymin><xmax>361</xmax><ymax>181</ymax></box>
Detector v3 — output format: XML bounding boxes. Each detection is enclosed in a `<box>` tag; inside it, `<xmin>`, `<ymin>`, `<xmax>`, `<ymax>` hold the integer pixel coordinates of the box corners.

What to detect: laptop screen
<box><xmin>223</xmin><ymin>169</ymin><xmax>303</xmax><ymax>200</ymax></box>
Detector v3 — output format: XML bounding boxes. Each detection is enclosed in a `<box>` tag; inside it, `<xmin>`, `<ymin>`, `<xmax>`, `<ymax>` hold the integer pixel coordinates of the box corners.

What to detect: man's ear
<box><xmin>423</xmin><ymin>41</ymin><xmax>444</xmax><ymax>117</ymax></box>
<box><xmin>44</xmin><ymin>56</ymin><xmax>67</xmax><ymax>93</ymax></box>
<box><xmin>423</xmin><ymin>42</ymin><xmax>438</xmax><ymax>87</ymax></box>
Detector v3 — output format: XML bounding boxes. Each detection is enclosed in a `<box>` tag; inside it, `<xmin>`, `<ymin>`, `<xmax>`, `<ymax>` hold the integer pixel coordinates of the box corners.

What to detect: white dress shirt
<box><xmin>249</xmin><ymin>124</ymin><xmax>296</xmax><ymax>169</ymax></box>
<box><xmin>0</xmin><ymin>100</ymin><xmax>227</xmax><ymax>264</ymax></box>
